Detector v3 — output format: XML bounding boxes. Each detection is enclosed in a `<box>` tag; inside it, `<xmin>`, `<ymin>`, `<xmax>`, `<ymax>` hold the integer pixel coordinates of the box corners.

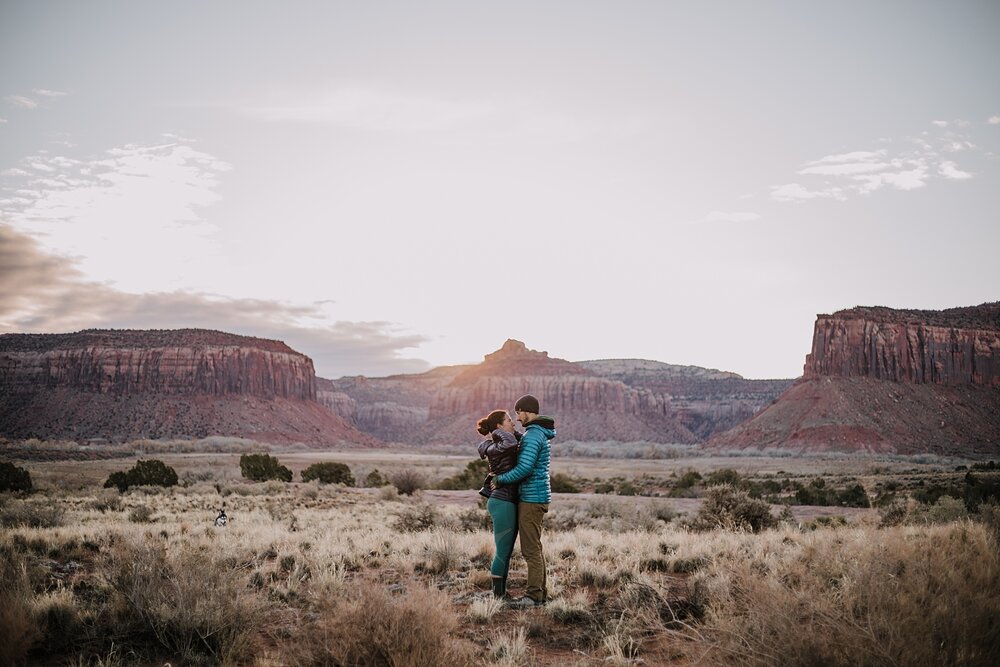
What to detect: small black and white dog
<box><xmin>214</xmin><ymin>509</ymin><xmax>228</xmax><ymax>527</ymax></box>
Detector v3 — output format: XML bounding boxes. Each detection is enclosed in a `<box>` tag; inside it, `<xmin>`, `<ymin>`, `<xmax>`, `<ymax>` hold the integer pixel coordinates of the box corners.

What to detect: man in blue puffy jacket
<box><xmin>494</xmin><ymin>394</ymin><xmax>556</xmax><ymax>607</ymax></box>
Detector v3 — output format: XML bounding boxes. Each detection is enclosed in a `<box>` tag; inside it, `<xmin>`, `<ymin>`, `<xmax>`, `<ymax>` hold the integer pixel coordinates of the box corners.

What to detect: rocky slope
<box><xmin>709</xmin><ymin>303</ymin><xmax>1000</xmax><ymax>455</ymax></box>
<box><xmin>0</xmin><ymin>329</ymin><xmax>376</xmax><ymax>446</ymax></box>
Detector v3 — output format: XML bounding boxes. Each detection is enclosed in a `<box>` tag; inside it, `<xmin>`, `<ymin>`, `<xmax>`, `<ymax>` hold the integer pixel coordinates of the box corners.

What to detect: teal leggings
<box><xmin>487</xmin><ymin>497</ymin><xmax>518</xmax><ymax>578</ymax></box>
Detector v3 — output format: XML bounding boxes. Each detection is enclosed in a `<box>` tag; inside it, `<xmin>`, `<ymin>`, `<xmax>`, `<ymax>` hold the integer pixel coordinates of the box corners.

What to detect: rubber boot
<box><xmin>491</xmin><ymin>575</ymin><xmax>506</xmax><ymax>598</ymax></box>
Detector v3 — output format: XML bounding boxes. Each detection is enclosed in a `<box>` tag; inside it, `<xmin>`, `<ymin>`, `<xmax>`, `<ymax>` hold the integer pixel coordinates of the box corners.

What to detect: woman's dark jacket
<box><xmin>478</xmin><ymin>429</ymin><xmax>521</xmax><ymax>503</ymax></box>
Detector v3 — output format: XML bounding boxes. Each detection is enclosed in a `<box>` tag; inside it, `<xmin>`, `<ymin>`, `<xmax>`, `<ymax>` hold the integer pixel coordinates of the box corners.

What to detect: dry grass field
<box><xmin>2</xmin><ymin>448</ymin><xmax>999</xmax><ymax>666</ymax></box>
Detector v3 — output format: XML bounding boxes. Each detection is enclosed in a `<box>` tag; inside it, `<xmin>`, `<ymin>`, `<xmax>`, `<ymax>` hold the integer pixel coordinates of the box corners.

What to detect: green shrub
<box><xmin>239</xmin><ymin>453</ymin><xmax>292</xmax><ymax>483</ymax></box>
<box><xmin>435</xmin><ymin>459</ymin><xmax>489</xmax><ymax>490</ymax></box>
<box><xmin>301</xmin><ymin>462</ymin><xmax>355</xmax><ymax>486</ymax></box>
<box><xmin>103</xmin><ymin>459</ymin><xmax>178</xmax><ymax>492</ymax></box>
<box><xmin>674</xmin><ymin>470</ymin><xmax>703</xmax><ymax>490</ymax></box>
<box><xmin>616</xmin><ymin>480</ymin><xmax>638</xmax><ymax>496</ymax></box>
<box><xmin>706</xmin><ymin>468</ymin><xmax>741</xmax><ymax>487</ymax></box>
<box><xmin>364</xmin><ymin>469</ymin><xmax>388</xmax><ymax>488</ymax></box>
<box><xmin>551</xmin><ymin>473</ymin><xmax>580</xmax><ymax>493</ymax></box>
<box><xmin>0</xmin><ymin>461</ymin><xmax>32</xmax><ymax>493</ymax></box>
<box><xmin>836</xmin><ymin>483</ymin><xmax>870</xmax><ymax>508</ymax></box>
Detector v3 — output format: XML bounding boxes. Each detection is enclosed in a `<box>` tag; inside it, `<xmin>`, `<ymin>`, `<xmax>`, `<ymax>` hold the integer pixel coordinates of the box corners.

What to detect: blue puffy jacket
<box><xmin>496</xmin><ymin>416</ymin><xmax>555</xmax><ymax>503</ymax></box>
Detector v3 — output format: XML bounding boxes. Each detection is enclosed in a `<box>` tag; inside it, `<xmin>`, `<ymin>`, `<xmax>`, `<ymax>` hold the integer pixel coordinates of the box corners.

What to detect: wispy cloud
<box><xmin>0</xmin><ymin>138</ymin><xmax>232</xmax><ymax>292</ymax></box>
<box><xmin>0</xmin><ymin>117</ymin><xmax>7</xmax><ymax>124</ymax></box>
<box><xmin>247</xmin><ymin>87</ymin><xmax>493</xmax><ymax>131</ymax></box>
<box><xmin>697</xmin><ymin>211</ymin><xmax>761</xmax><ymax>223</ymax></box>
<box><xmin>5</xmin><ymin>95</ymin><xmax>39</xmax><ymax>109</ymax></box>
<box><xmin>770</xmin><ymin>183</ymin><xmax>844</xmax><ymax>203</ymax></box>
<box><xmin>770</xmin><ymin>121</ymin><xmax>978</xmax><ymax>203</ymax></box>
<box><xmin>4</xmin><ymin>89</ymin><xmax>69</xmax><ymax>110</ymax></box>
<box><xmin>241</xmin><ymin>84</ymin><xmax>642</xmax><ymax>142</ymax></box>
<box><xmin>0</xmin><ymin>223</ymin><xmax>430</xmax><ymax>377</ymax></box>
<box><xmin>988</xmin><ymin>116</ymin><xmax>1000</xmax><ymax>125</ymax></box>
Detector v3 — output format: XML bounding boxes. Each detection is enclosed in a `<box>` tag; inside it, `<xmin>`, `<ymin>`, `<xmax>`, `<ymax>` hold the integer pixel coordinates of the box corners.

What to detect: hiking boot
<box><xmin>491</xmin><ymin>576</ymin><xmax>507</xmax><ymax>598</ymax></box>
<box><xmin>505</xmin><ymin>596</ymin><xmax>544</xmax><ymax>609</ymax></box>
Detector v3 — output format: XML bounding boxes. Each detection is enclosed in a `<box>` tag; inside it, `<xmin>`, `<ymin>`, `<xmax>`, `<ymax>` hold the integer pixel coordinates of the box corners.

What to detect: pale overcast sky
<box><xmin>1</xmin><ymin>1</ymin><xmax>998</xmax><ymax>378</ymax></box>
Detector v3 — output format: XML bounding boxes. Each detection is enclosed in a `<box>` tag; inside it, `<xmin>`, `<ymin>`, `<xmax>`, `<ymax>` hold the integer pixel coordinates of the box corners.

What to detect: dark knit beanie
<box><xmin>514</xmin><ymin>394</ymin><xmax>540</xmax><ymax>414</ymax></box>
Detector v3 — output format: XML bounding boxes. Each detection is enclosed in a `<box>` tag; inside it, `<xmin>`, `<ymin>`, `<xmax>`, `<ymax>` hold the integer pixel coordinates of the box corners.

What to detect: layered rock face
<box><xmin>710</xmin><ymin>303</ymin><xmax>1000</xmax><ymax>456</ymax></box>
<box><xmin>0</xmin><ymin>330</ymin><xmax>375</xmax><ymax>446</ymax></box>
<box><xmin>318</xmin><ymin>367</ymin><xmax>465</xmax><ymax>442</ymax></box>
<box><xmin>321</xmin><ymin>340</ymin><xmax>701</xmax><ymax>445</ymax></box>
<box><xmin>805</xmin><ymin>305</ymin><xmax>1000</xmax><ymax>386</ymax></box>
<box><xmin>579</xmin><ymin>360</ymin><xmax>793</xmax><ymax>439</ymax></box>
<box><xmin>0</xmin><ymin>329</ymin><xmax>316</xmax><ymax>398</ymax></box>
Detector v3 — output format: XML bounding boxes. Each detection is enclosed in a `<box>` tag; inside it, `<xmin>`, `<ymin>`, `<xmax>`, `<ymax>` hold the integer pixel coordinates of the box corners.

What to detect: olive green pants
<box><xmin>517</xmin><ymin>501</ymin><xmax>549</xmax><ymax>603</ymax></box>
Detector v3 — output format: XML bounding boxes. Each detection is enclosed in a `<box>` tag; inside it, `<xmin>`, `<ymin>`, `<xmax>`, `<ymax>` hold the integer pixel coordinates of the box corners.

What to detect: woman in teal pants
<box><xmin>476</xmin><ymin>409</ymin><xmax>521</xmax><ymax>598</ymax></box>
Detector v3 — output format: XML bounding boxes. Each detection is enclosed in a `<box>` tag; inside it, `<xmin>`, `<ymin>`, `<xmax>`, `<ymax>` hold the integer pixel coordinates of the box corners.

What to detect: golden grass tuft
<box><xmin>690</xmin><ymin>522</ymin><xmax>1000</xmax><ymax>666</ymax></box>
<box><xmin>291</xmin><ymin>579</ymin><xmax>475</xmax><ymax>665</ymax></box>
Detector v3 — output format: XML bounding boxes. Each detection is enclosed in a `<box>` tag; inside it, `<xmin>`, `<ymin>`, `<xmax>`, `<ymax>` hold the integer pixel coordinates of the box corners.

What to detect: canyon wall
<box><xmin>0</xmin><ymin>330</ymin><xmax>375</xmax><ymax>446</ymax></box>
<box><xmin>0</xmin><ymin>329</ymin><xmax>316</xmax><ymax>399</ymax></box>
<box><xmin>710</xmin><ymin>303</ymin><xmax>1000</xmax><ymax>455</ymax></box>
<box><xmin>320</xmin><ymin>340</ymin><xmax>703</xmax><ymax>445</ymax></box>
<box><xmin>804</xmin><ymin>305</ymin><xmax>1000</xmax><ymax>386</ymax></box>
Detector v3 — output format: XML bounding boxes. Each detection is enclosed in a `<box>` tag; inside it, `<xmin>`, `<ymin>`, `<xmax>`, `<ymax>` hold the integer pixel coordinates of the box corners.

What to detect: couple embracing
<box><xmin>476</xmin><ymin>394</ymin><xmax>556</xmax><ymax>609</ymax></box>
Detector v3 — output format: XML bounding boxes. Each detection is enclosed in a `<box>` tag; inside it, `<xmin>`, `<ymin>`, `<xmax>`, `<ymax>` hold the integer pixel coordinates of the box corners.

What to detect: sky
<box><xmin>1</xmin><ymin>1</ymin><xmax>998</xmax><ymax>379</ymax></box>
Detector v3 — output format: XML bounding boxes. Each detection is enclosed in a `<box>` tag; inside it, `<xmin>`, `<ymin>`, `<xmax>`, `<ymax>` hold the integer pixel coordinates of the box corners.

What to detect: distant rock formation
<box><xmin>0</xmin><ymin>329</ymin><xmax>377</xmax><ymax>446</ymax></box>
<box><xmin>709</xmin><ymin>303</ymin><xmax>1000</xmax><ymax>455</ymax></box>
<box><xmin>321</xmin><ymin>339</ymin><xmax>768</xmax><ymax>445</ymax></box>
<box><xmin>578</xmin><ymin>359</ymin><xmax>794</xmax><ymax>439</ymax></box>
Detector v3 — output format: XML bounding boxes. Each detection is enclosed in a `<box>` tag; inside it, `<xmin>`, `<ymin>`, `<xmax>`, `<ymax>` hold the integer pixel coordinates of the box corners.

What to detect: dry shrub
<box><xmin>417</xmin><ymin>532</ymin><xmax>461</xmax><ymax>575</ymax></box>
<box><xmin>89</xmin><ymin>489</ymin><xmax>124</xmax><ymax>513</ymax></box>
<box><xmin>392</xmin><ymin>502</ymin><xmax>439</xmax><ymax>532</ymax></box>
<box><xmin>489</xmin><ymin>626</ymin><xmax>528</xmax><ymax>666</ymax></box>
<box><xmin>0</xmin><ymin>499</ymin><xmax>65</xmax><ymax>528</ymax></box>
<box><xmin>548</xmin><ymin>498</ymin><xmax>672</xmax><ymax>533</ymax></box>
<box><xmin>293</xmin><ymin>580</ymin><xmax>474</xmax><ymax>666</ymax></box>
<box><xmin>127</xmin><ymin>504</ymin><xmax>155</xmax><ymax>523</ymax></box>
<box><xmin>102</xmin><ymin>538</ymin><xmax>274</xmax><ymax>665</ymax></box>
<box><xmin>467</xmin><ymin>595</ymin><xmax>504</xmax><ymax>623</ymax></box>
<box><xmin>694</xmin><ymin>523</ymin><xmax>1000</xmax><ymax>666</ymax></box>
<box><xmin>377</xmin><ymin>484</ymin><xmax>401</xmax><ymax>501</ymax></box>
<box><xmin>546</xmin><ymin>590</ymin><xmax>592</xmax><ymax>624</ymax></box>
<box><xmin>390</xmin><ymin>470</ymin><xmax>426</xmax><ymax>495</ymax></box>
<box><xmin>0</xmin><ymin>549</ymin><xmax>40</xmax><ymax>666</ymax></box>
<box><xmin>688</xmin><ymin>485</ymin><xmax>776</xmax><ymax>533</ymax></box>
<box><xmin>30</xmin><ymin>588</ymin><xmax>83</xmax><ymax>655</ymax></box>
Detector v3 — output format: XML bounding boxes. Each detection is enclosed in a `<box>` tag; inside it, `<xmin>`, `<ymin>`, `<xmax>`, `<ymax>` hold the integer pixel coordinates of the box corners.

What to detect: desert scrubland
<box><xmin>2</xmin><ymin>449</ymin><xmax>999</xmax><ymax>666</ymax></box>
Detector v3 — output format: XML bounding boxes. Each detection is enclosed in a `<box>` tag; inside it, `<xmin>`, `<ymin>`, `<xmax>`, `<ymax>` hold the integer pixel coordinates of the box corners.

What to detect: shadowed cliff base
<box><xmin>707</xmin><ymin>377</ymin><xmax>1000</xmax><ymax>456</ymax></box>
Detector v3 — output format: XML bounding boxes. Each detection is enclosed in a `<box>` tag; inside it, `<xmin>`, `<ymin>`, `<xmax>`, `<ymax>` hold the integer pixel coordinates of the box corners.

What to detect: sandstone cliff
<box><xmin>0</xmin><ymin>329</ymin><xmax>376</xmax><ymax>446</ymax></box>
<box><xmin>320</xmin><ymin>340</ymin><xmax>701</xmax><ymax>445</ymax></box>
<box><xmin>709</xmin><ymin>303</ymin><xmax>1000</xmax><ymax>455</ymax></box>
<box><xmin>0</xmin><ymin>329</ymin><xmax>316</xmax><ymax>398</ymax></box>
<box><xmin>805</xmin><ymin>305</ymin><xmax>1000</xmax><ymax>386</ymax></box>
